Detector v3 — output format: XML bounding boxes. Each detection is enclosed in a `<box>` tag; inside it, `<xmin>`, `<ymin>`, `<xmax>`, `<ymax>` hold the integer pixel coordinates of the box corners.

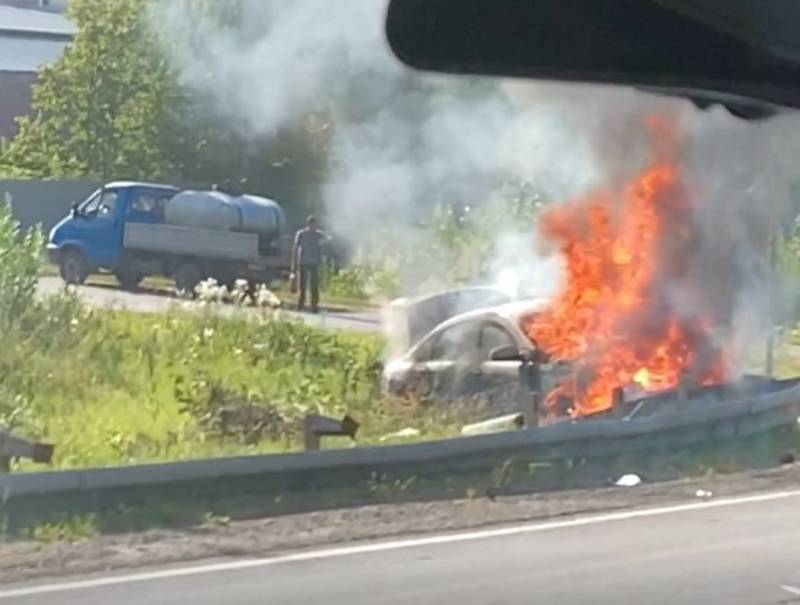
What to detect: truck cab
<box><xmin>47</xmin><ymin>182</ymin><xmax>179</xmax><ymax>286</ymax></box>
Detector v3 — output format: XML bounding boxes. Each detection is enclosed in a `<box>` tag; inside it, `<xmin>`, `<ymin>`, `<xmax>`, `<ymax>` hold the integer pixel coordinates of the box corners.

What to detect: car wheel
<box><xmin>59</xmin><ymin>250</ymin><xmax>89</xmax><ymax>285</ymax></box>
<box><xmin>174</xmin><ymin>263</ymin><xmax>202</xmax><ymax>298</ymax></box>
<box><xmin>115</xmin><ymin>269</ymin><xmax>143</xmax><ymax>291</ymax></box>
<box><xmin>410</xmin><ymin>369</ymin><xmax>435</xmax><ymax>400</ymax></box>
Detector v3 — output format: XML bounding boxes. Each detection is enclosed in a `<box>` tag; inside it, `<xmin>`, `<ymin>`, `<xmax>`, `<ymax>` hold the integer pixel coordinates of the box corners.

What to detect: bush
<box><xmin>0</xmin><ymin>200</ymin><xmax>43</xmax><ymax>334</ymax></box>
<box><xmin>321</xmin><ymin>264</ymin><xmax>400</xmax><ymax>301</ymax></box>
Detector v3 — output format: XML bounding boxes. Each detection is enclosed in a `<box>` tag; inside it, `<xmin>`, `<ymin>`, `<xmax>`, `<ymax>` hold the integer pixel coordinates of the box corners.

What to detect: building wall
<box><xmin>0</xmin><ymin>71</ymin><xmax>36</xmax><ymax>139</ymax></box>
<box><xmin>0</xmin><ymin>1</ymin><xmax>68</xmax><ymax>14</ymax></box>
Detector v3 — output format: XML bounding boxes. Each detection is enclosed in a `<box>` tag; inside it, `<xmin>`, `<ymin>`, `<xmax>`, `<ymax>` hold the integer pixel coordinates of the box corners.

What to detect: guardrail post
<box><xmin>518</xmin><ymin>355</ymin><xmax>543</xmax><ymax>427</ymax></box>
<box><xmin>611</xmin><ymin>387</ymin><xmax>626</xmax><ymax>417</ymax></box>
<box><xmin>303</xmin><ymin>414</ymin><xmax>359</xmax><ymax>451</ymax></box>
<box><xmin>0</xmin><ymin>427</ymin><xmax>55</xmax><ymax>473</ymax></box>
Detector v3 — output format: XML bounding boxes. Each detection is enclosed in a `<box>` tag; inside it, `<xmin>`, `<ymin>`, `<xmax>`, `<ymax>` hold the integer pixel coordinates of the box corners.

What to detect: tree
<box><xmin>0</xmin><ymin>0</ymin><xmax>330</xmax><ymax>219</ymax></box>
<box><xmin>0</xmin><ymin>0</ymin><xmax>183</xmax><ymax>180</ymax></box>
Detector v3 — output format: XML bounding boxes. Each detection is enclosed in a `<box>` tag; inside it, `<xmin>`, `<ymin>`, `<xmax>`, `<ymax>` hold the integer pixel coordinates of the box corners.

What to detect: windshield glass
<box><xmin>1</xmin><ymin>1</ymin><xmax>799</xmax><ymax>600</ymax></box>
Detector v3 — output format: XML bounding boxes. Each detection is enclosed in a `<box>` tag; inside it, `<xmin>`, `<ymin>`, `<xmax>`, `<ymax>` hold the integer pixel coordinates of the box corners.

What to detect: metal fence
<box><xmin>1</xmin><ymin>179</ymin><xmax>100</xmax><ymax>233</ymax></box>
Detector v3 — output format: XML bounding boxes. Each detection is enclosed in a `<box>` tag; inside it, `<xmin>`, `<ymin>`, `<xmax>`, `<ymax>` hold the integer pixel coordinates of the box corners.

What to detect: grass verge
<box><xmin>5</xmin><ymin>292</ymin><xmax>478</xmax><ymax>470</ymax></box>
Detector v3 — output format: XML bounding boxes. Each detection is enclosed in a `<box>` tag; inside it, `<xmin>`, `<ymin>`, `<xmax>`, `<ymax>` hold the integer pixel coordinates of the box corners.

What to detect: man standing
<box><xmin>291</xmin><ymin>215</ymin><xmax>326</xmax><ymax>313</ymax></box>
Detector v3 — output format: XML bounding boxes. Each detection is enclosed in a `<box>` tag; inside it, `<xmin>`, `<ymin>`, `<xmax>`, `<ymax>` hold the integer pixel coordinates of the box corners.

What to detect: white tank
<box><xmin>165</xmin><ymin>191</ymin><xmax>240</xmax><ymax>231</ymax></box>
<box><xmin>165</xmin><ymin>190</ymin><xmax>286</xmax><ymax>238</ymax></box>
<box><xmin>232</xmin><ymin>194</ymin><xmax>286</xmax><ymax>236</ymax></box>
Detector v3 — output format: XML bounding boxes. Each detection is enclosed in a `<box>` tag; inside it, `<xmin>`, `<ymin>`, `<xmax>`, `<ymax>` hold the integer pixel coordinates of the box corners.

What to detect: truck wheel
<box><xmin>174</xmin><ymin>263</ymin><xmax>202</xmax><ymax>298</ymax></box>
<box><xmin>59</xmin><ymin>250</ymin><xmax>89</xmax><ymax>285</ymax></box>
<box><xmin>115</xmin><ymin>270</ymin><xmax>143</xmax><ymax>292</ymax></box>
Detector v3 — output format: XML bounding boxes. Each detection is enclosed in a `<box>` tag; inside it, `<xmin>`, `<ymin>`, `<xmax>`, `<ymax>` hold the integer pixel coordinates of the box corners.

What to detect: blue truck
<box><xmin>47</xmin><ymin>182</ymin><xmax>293</xmax><ymax>294</ymax></box>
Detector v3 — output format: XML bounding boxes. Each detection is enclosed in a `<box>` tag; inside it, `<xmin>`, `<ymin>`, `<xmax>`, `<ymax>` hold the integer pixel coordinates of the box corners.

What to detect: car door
<box><xmin>74</xmin><ymin>188</ymin><xmax>124</xmax><ymax>269</ymax></box>
<box><xmin>408</xmin><ymin>320</ymin><xmax>480</xmax><ymax>399</ymax></box>
<box><xmin>462</xmin><ymin>321</ymin><xmax>525</xmax><ymax>395</ymax></box>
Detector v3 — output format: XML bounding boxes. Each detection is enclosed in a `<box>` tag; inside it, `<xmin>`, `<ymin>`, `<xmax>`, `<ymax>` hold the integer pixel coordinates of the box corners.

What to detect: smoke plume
<box><xmin>148</xmin><ymin>0</ymin><xmax>800</xmax><ymax>368</ymax></box>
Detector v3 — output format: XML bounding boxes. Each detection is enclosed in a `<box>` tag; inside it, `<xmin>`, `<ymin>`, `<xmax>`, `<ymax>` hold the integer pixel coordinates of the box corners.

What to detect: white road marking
<box><xmin>3</xmin><ymin>488</ymin><xmax>800</xmax><ymax>600</ymax></box>
<box><xmin>782</xmin><ymin>585</ymin><xmax>800</xmax><ymax>596</ymax></box>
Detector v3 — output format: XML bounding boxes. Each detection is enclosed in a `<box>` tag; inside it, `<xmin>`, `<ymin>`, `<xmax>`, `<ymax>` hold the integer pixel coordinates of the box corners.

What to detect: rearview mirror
<box><xmin>386</xmin><ymin>0</ymin><xmax>800</xmax><ymax>116</ymax></box>
<box><xmin>70</xmin><ymin>203</ymin><xmax>79</xmax><ymax>218</ymax></box>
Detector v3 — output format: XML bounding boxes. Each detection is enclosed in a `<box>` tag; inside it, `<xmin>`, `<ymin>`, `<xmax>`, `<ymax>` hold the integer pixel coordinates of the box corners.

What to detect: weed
<box><xmin>366</xmin><ymin>472</ymin><xmax>417</xmax><ymax>499</ymax></box>
<box><xmin>201</xmin><ymin>512</ymin><xmax>231</xmax><ymax>529</ymax></box>
<box><xmin>30</xmin><ymin>514</ymin><xmax>98</xmax><ymax>543</ymax></box>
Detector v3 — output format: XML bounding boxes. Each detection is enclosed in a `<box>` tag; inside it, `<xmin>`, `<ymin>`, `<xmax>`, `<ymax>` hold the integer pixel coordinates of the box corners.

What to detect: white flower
<box><xmin>194</xmin><ymin>278</ymin><xmax>231</xmax><ymax>303</ymax></box>
<box><xmin>230</xmin><ymin>279</ymin><xmax>250</xmax><ymax>307</ymax></box>
<box><xmin>255</xmin><ymin>284</ymin><xmax>282</xmax><ymax>309</ymax></box>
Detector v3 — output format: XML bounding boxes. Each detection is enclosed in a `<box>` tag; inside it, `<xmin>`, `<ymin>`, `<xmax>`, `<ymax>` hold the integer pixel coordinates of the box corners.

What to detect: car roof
<box><xmin>104</xmin><ymin>181</ymin><xmax>179</xmax><ymax>191</ymax></box>
<box><xmin>394</xmin><ymin>285</ymin><xmax>512</xmax><ymax>307</ymax></box>
<box><xmin>404</xmin><ymin>299</ymin><xmax>550</xmax><ymax>359</ymax></box>
<box><xmin>406</xmin><ymin>298</ymin><xmax>550</xmax><ymax>352</ymax></box>
<box><xmin>433</xmin><ymin>299</ymin><xmax>550</xmax><ymax>328</ymax></box>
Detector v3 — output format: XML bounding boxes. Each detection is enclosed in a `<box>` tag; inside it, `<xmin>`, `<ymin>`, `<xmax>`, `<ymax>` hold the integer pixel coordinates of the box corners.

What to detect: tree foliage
<box><xmin>0</xmin><ymin>0</ymin><xmax>182</xmax><ymax>180</ymax></box>
<box><xmin>0</xmin><ymin>0</ymin><xmax>329</xmax><ymax>218</ymax></box>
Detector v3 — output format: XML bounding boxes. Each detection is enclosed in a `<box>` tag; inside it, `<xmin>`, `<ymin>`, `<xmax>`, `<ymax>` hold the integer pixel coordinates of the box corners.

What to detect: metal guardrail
<box><xmin>0</xmin><ymin>428</ymin><xmax>54</xmax><ymax>473</ymax></box>
<box><xmin>1</xmin><ymin>378</ymin><xmax>798</xmax><ymax>505</ymax></box>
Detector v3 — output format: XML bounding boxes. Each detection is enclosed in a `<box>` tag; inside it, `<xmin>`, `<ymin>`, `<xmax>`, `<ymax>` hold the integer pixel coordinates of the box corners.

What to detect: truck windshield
<box><xmin>79</xmin><ymin>190</ymin><xmax>117</xmax><ymax>216</ymax></box>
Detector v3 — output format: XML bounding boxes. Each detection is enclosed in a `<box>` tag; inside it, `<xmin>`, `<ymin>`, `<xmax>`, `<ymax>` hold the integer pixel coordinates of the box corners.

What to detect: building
<box><xmin>0</xmin><ymin>0</ymin><xmax>67</xmax><ymax>12</ymax></box>
<box><xmin>0</xmin><ymin>2</ymin><xmax>74</xmax><ymax>139</ymax></box>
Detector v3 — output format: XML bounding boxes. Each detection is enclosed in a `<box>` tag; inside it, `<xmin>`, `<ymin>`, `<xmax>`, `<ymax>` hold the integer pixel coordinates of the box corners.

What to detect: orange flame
<box><xmin>522</xmin><ymin>118</ymin><xmax>727</xmax><ymax>417</ymax></box>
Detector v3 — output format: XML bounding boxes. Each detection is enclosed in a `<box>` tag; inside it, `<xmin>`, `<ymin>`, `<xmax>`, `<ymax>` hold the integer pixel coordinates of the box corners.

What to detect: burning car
<box><xmin>383</xmin><ymin>299</ymin><xmax>561</xmax><ymax>401</ymax></box>
<box><xmin>386</xmin><ymin>118</ymin><xmax>746</xmax><ymax>423</ymax></box>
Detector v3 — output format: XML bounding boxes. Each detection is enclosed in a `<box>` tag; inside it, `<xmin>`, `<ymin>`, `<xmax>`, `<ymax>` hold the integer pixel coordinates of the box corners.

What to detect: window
<box><xmin>80</xmin><ymin>191</ymin><xmax>102</xmax><ymax>214</ymax></box>
<box><xmin>81</xmin><ymin>190</ymin><xmax>118</xmax><ymax>216</ymax></box>
<box><xmin>97</xmin><ymin>191</ymin><xmax>118</xmax><ymax>216</ymax></box>
<box><xmin>478</xmin><ymin>323</ymin><xmax>516</xmax><ymax>360</ymax></box>
<box><xmin>418</xmin><ymin>321</ymin><xmax>478</xmax><ymax>362</ymax></box>
<box><xmin>129</xmin><ymin>193</ymin><xmax>169</xmax><ymax>217</ymax></box>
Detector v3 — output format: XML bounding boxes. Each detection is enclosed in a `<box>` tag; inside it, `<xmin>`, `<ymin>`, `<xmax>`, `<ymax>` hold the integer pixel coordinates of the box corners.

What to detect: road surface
<box><xmin>3</xmin><ymin>490</ymin><xmax>800</xmax><ymax>604</ymax></box>
<box><xmin>37</xmin><ymin>277</ymin><xmax>382</xmax><ymax>333</ymax></box>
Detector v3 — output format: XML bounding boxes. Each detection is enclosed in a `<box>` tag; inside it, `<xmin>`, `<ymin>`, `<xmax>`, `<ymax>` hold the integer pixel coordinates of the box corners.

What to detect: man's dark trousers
<box><xmin>298</xmin><ymin>264</ymin><xmax>319</xmax><ymax>312</ymax></box>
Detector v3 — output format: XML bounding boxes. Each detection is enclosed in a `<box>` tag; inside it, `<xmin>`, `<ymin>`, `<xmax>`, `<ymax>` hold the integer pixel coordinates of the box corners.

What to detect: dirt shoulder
<box><xmin>2</xmin><ymin>463</ymin><xmax>799</xmax><ymax>584</ymax></box>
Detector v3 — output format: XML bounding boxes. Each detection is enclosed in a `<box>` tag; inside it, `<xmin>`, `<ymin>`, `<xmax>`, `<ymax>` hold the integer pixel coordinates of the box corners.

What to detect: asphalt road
<box><xmin>37</xmin><ymin>277</ymin><xmax>382</xmax><ymax>333</ymax></box>
<box><xmin>4</xmin><ymin>491</ymin><xmax>800</xmax><ymax>604</ymax></box>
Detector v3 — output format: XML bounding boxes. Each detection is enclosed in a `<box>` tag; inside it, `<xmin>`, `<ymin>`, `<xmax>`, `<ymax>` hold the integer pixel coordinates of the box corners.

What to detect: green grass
<box><xmin>3</xmin><ymin>289</ymin><xmax>474</xmax><ymax>471</ymax></box>
<box><xmin>20</xmin><ymin>273</ymin><xmax>800</xmax><ymax>471</ymax></box>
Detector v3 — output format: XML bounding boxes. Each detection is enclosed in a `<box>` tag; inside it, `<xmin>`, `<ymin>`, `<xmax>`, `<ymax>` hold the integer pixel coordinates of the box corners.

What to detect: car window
<box><xmin>417</xmin><ymin>321</ymin><xmax>478</xmax><ymax>362</ymax></box>
<box><xmin>478</xmin><ymin>323</ymin><xmax>516</xmax><ymax>360</ymax></box>
<box><xmin>129</xmin><ymin>193</ymin><xmax>169</xmax><ymax>217</ymax></box>
<box><xmin>97</xmin><ymin>191</ymin><xmax>118</xmax><ymax>216</ymax></box>
<box><xmin>80</xmin><ymin>191</ymin><xmax>102</xmax><ymax>214</ymax></box>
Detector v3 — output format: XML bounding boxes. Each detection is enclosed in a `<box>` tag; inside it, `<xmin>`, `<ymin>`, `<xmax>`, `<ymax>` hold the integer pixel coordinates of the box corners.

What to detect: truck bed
<box><xmin>124</xmin><ymin>223</ymin><xmax>260</xmax><ymax>262</ymax></box>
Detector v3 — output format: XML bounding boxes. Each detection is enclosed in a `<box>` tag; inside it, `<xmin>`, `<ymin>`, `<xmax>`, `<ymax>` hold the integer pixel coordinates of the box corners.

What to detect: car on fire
<box><xmin>383</xmin><ymin>299</ymin><xmax>568</xmax><ymax>402</ymax></box>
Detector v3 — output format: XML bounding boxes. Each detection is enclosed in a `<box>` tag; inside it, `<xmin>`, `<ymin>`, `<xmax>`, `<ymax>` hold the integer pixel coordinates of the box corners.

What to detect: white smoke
<box><xmin>146</xmin><ymin>0</ymin><xmax>608</xmax><ymax>276</ymax></box>
<box><xmin>148</xmin><ymin>0</ymin><xmax>800</xmax><ymax>370</ymax></box>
